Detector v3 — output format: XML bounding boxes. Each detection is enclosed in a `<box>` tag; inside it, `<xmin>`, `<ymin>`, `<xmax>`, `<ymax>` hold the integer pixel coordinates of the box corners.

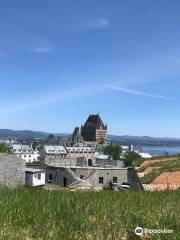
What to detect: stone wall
<box><xmin>46</xmin><ymin>166</ymin><xmax>74</xmax><ymax>186</ymax></box>
<box><xmin>127</xmin><ymin>166</ymin><xmax>144</xmax><ymax>190</ymax></box>
<box><xmin>46</xmin><ymin>166</ymin><xmax>128</xmax><ymax>188</ymax></box>
<box><xmin>44</xmin><ymin>157</ymin><xmax>87</xmax><ymax>167</ymax></box>
<box><xmin>0</xmin><ymin>153</ymin><xmax>25</xmax><ymax>187</ymax></box>
<box><xmin>66</xmin><ymin>152</ymin><xmax>95</xmax><ymax>160</ymax></box>
<box><xmin>76</xmin><ymin>168</ymin><xmax>128</xmax><ymax>187</ymax></box>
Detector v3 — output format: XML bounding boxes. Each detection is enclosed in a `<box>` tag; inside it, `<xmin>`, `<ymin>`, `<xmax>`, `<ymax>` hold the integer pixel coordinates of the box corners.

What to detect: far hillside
<box><xmin>1</xmin><ymin>129</ymin><xmax>180</xmax><ymax>146</ymax></box>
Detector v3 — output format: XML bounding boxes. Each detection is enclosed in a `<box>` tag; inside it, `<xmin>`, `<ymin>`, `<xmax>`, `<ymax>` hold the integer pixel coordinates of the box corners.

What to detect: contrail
<box><xmin>103</xmin><ymin>84</ymin><xmax>173</xmax><ymax>100</ymax></box>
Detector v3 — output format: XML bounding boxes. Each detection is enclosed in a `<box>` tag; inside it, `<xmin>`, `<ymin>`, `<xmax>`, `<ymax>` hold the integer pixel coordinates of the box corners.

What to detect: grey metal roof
<box><xmin>12</xmin><ymin>144</ymin><xmax>33</xmax><ymax>154</ymax></box>
<box><xmin>12</xmin><ymin>144</ymin><xmax>22</xmax><ymax>153</ymax></box>
<box><xmin>66</xmin><ymin>147</ymin><xmax>95</xmax><ymax>153</ymax></box>
<box><xmin>44</xmin><ymin>145</ymin><xmax>67</xmax><ymax>154</ymax></box>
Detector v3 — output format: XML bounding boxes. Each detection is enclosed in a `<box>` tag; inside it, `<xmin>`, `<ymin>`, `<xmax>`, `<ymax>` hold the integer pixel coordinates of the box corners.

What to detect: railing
<box><xmin>84</xmin><ymin>169</ymin><xmax>97</xmax><ymax>180</ymax></box>
<box><xmin>45</xmin><ymin>160</ymin><xmax>124</xmax><ymax>169</ymax></box>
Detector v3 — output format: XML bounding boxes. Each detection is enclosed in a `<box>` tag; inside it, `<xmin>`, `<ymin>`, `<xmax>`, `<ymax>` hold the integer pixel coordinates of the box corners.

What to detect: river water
<box><xmin>141</xmin><ymin>146</ymin><xmax>180</xmax><ymax>156</ymax></box>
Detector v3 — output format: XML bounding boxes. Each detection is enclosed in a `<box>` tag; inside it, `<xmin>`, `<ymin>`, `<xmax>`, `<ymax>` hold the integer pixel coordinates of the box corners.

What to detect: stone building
<box><xmin>42</xmin><ymin>153</ymin><xmax>143</xmax><ymax>190</ymax></box>
<box><xmin>67</xmin><ymin>127</ymin><xmax>84</xmax><ymax>146</ymax></box>
<box><xmin>40</xmin><ymin>145</ymin><xmax>68</xmax><ymax>160</ymax></box>
<box><xmin>40</xmin><ymin>145</ymin><xmax>95</xmax><ymax>163</ymax></box>
<box><xmin>45</xmin><ymin>165</ymin><xmax>129</xmax><ymax>188</ymax></box>
<box><xmin>66</xmin><ymin>147</ymin><xmax>95</xmax><ymax>161</ymax></box>
<box><xmin>0</xmin><ymin>153</ymin><xmax>25</xmax><ymax>187</ymax></box>
<box><xmin>81</xmin><ymin>114</ymin><xmax>107</xmax><ymax>144</ymax></box>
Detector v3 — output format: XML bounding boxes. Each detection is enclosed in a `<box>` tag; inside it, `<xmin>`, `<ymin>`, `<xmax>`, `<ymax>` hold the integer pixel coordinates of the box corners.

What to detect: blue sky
<box><xmin>0</xmin><ymin>0</ymin><xmax>180</xmax><ymax>137</ymax></box>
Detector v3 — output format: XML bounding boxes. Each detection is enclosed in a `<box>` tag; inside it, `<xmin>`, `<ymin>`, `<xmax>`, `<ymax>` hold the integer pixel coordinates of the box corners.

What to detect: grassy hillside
<box><xmin>0</xmin><ymin>188</ymin><xmax>179</xmax><ymax>239</ymax></box>
<box><xmin>140</xmin><ymin>156</ymin><xmax>180</xmax><ymax>184</ymax></box>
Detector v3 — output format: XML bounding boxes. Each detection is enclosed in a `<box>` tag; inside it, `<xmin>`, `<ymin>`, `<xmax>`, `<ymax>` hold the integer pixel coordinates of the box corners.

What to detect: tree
<box><xmin>103</xmin><ymin>144</ymin><xmax>122</xmax><ymax>160</ymax></box>
<box><xmin>123</xmin><ymin>151</ymin><xmax>142</xmax><ymax>166</ymax></box>
<box><xmin>0</xmin><ymin>144</ymin><xmax>12</xmax><ymax>153</ymax></box>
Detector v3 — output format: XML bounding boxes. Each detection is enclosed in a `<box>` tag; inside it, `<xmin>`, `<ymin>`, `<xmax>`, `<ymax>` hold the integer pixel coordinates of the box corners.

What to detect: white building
<box><xmin>95</xmin><ymin>152</ymin><xmax>112</xmax><ymax>160</ymax></box>
<box><xmin>121</xmin><ymin>145</ymin><xmax>134</xmax><ymax>154</ymax></box>
<box><xmin>138</xmin><ymin>152</ymin><xmax>152</xmax><ymax>159</ymax></box>
<box><xmin>0</xmin><ymin>139</ymin><xmax>16</xmax><ymax>145</ymax></box>
<box><xmin>25</xmin><ymin>168</ymin><xmax>45</xmax><ymax>187</ymax></box>
<box><xmin>12</xmin><ymin>144</ymin><xmax>40</xmax><ymax>163</ymax></box>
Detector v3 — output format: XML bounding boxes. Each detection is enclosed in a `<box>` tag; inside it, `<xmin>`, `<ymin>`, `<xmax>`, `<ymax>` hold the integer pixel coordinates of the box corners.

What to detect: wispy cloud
<box><xmin>153</xmin><ymin>51</ymin><xmax>180</xmax><ymax>65</ymax></box>
<box><xmin>0</xmin><ymin>85</ymin><xmax>102</xmax><ymax>116</ymax></box>
<box><xmin>73</xmin><ymin>17</ymin><xmax>109</xmax><ymax>32</ymax></box>
<box><xmin>92</xmin><ymin>18</ymin><xmax>109</xmax><ymax>29</ymax></box>
<box><xmin>30</xmin><ymin>46</ymin><xmax>53</xmax><ymax>53</ymax></box>
<box><xmin>103</xmin><ymin>84</ymin><xmax>173</xmax><ymax>100</ymax></box>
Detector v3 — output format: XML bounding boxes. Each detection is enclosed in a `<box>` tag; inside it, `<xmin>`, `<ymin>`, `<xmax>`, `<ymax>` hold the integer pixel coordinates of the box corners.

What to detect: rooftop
<box><xmin>82</xmin><ymin>114</ymin><xmax>107</xmax><ymax>129</ymax></box>
<box><xmin>25</xmin><ymin>168</ymin><xmax>44</xmax><ymax>173</ymax></box>
<box><xmin>44</xmin><ymin>145</ymin><xmax>67</xmax><ymax>154</ymax></box>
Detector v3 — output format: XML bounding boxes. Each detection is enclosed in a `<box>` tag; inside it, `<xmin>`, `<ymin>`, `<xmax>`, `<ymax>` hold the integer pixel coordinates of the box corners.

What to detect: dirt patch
<box><xmin>150</xmin><ymin>171</ymin><xmax>180</xmax><ymax>190</ymax></box>
<box><xmin>143</xmin><ymin>166</ymin><xmax>161</xmax><ymax>175</ymax></box>
<box><xmin>143</xmin><ymin>184</ymin><xmax>180</xmax><ymax>191</ymax></box>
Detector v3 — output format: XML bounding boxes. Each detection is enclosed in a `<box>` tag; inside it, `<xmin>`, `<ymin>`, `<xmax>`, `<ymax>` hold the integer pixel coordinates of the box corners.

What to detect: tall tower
<box><xmin>81</xmin><ymin>114</ymin><xmax>107</xmax><ymax>143</ymax></box>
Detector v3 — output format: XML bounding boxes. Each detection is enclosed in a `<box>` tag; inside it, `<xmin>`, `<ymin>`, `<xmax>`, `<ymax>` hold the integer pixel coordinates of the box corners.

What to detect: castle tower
<box><xmin>81</xmin><ymin>114</ymin><xmax>107</xmax><ymax>144</ymax></box>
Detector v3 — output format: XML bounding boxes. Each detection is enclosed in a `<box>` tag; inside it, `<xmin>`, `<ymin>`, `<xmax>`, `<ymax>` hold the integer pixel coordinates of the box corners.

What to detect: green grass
<box><xmin>141</xmin><ymin>159</ymin><xmax>180</xmax><ymax>184</ymax></box>
<box><xmin>26</xmin><ymin>161</ymin><xmax>41</xmax><ymax>167</ymax></box>
<box><xmin>0</xmin><ymin>188</ymin><xmax>180</xmax><ymax>239</ymax></box>
<box><xmin>132</xmin><ymin>158</ymin><xmax>145</xmax><ymax>167</ymax></box>
<box><xmin>139</xmin><ymin>159</ymin><xmax>179</xmax><ymax>173</ymax></box>
<box><xmin>150</xmin><ymin>155</ymin><xmax>180</xmax><ymax>160</ymax></box>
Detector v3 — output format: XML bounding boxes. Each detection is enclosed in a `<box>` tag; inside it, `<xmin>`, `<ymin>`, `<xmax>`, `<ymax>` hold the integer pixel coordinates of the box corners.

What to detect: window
<box><xmin>63</xmin><ymin>177</ymin><xmax>67</xmax><ymax>187</ymax></box>
<box><xmin>113</xmin><ymin>177</ymin><xmax>117</xmax><ymax>183</ymax></box>
<box><xmin>80</xmin><ymin>175</ymin><xmax>84</xmax><ymax>179</ymax></box>
<box><xmin>38</xmin><ymin>174</ymin><xmax>41</xmax><ymax>180</ymax></box>
<box><xmin>88</xmin><ymin>159</ymin><xmax>92</xmax><ymax>166</ymax></box>
<box><xmin>29</xmin><ymin>155</ymin><xmax>31</xmax><ymax>158</ymax></box>
<box><xmin>99</xmin><ymin>177</ymin><xmax>104</xmax><ymax>184</ymax></box>
<box><xmin>48</xmin><ymin>174</ymin><xmax>53</xmax><ymax>181</ymax></box>
<box><xmin>24</xmin><ymin>155</ymin><xmax>26</xmax><ymax>158</ymax></box>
